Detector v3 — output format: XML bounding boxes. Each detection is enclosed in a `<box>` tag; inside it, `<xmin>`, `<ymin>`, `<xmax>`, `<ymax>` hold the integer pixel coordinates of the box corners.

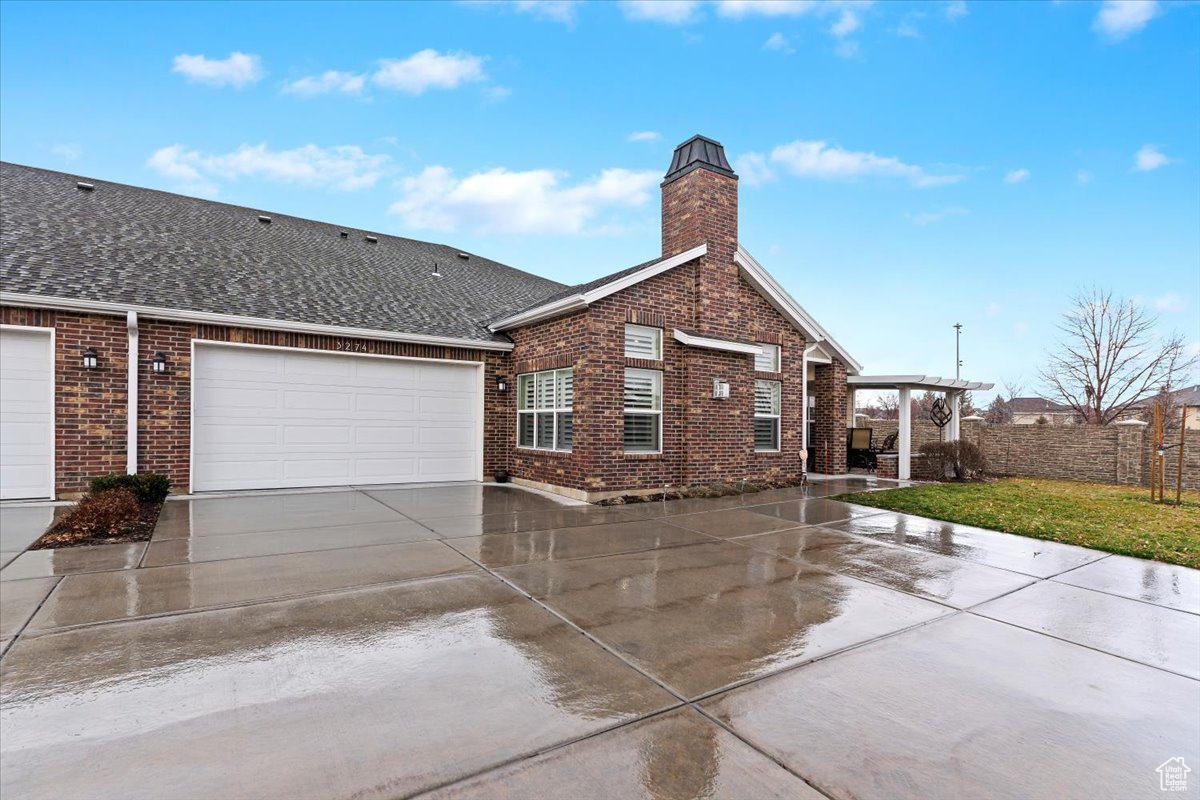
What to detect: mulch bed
<box><xmin>595</xmin><ymin>477</ymin><xmax>807</xmax><ymax>506</ymax></box>
<box><xmin>30</xmin><ymin>502</ymin><xmax>163</xmax><ymax>550</ymax></box>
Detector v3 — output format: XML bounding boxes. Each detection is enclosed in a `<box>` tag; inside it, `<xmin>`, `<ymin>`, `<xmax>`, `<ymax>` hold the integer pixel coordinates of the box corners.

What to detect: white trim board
<box><xmin>489</xmin><ymin>244</ymin><xmax>708</xmax><ymax>331</ymax></box>
<box><xmin>672</xmin><ymin>329</ymin><xmax>762</xmax><ymax>355</ymax></box>
<box><xmin>0</xmin><ymin>292</ymin><xmax>514</xmax><ymax>353</ymax></box>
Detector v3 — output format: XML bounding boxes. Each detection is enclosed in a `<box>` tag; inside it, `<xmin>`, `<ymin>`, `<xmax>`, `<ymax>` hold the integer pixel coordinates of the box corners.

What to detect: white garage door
<box><xmin>0</xmin><ymin>327</ymin><xmax>54</xmax><ymax>500</ymax></box>
<box><xmin>192</xmin><ymin>344</ymin><xmax>481</xmax><ymax>492</ymax></box>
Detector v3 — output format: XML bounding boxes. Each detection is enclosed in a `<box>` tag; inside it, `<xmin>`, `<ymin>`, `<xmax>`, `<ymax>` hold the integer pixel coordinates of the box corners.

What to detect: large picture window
<box><xmin>518</xmin><ymin>368</ymin><xmax>573</xmax><ymax>451</ymax></box>
<box><xmin>754</xmin><ymin>379</ymin><xmax>781</xmax><ymax>452</ymax></box>
<box><xmin>623</xmin><ymin>368</ymin><xmax>662</xmax><ymax>453</ymax></box>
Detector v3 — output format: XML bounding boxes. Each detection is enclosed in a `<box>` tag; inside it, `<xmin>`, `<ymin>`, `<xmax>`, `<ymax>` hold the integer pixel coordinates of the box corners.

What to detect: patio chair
<box><xmin>846</xmin><ymin>427</ymin><xmax>876</xmax><ymax>470</ymax></box>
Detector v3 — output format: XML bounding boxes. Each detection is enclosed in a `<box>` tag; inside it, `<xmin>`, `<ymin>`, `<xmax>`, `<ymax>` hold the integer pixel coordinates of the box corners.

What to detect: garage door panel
<box><xmin>0</xmin><ymin>329</ymin><xmax>53</xmax><ymax>500</ymax></box>
<box><xmin>193</xmin><ymin>346</ymin><xmax>479</xmax><ymax>491</ymax></box>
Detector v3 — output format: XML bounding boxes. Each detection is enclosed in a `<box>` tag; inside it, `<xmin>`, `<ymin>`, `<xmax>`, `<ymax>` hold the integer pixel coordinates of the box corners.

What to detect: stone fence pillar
<box><xmin>1115</xmin><ymin>419</ymin><xmax>1148</xmax><ymax>485</ymax></box>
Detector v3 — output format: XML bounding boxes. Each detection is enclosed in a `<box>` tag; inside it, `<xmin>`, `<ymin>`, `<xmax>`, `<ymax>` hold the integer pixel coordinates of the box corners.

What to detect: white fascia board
<box><xmin>734</xmin><ymin>246</ymin><xmax>863</xmax><ymax>375</ymax></box>
<box><xmin>804</xmin><ymin>342</ymin><xmax>833</xmax><ymax>364</ymax></box>
<box><xmin>489</xmin><ymin>243</ymin><xmax>707</xmax><ymax>332</ymax></box>
<box><xmin>673</xmin><ymin>328</ymin><xmax>763</xmax><ymax>355</ymax></box>
<box><xmin>848</xmin><ymin>374</ymin><xmax>994</xmax><ymax>391</ymax></box>
<box><xmin>0</xmin><ymin>292</ymin><xmax>514</xmax><ymax>352</ymax></box>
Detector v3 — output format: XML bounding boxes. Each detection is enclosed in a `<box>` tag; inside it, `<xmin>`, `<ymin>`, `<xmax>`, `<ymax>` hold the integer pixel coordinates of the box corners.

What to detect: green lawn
<box><xmin>838</xmin><ymin>478</ymin><xmax>1200</xmax><ymax>569</ymax></box>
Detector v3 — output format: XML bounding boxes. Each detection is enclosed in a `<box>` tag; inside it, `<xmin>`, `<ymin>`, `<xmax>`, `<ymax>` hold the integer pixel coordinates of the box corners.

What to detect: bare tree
<box><xmin>874</xmin><ymin>393</ymin><xmax>900</xmax><ymax>420</ymax></box>
<box><xmin>1039</xmin><ymin>288</ymin><xmax>1196</xmax><ymax>425</ymax></box>
<box><xmin>985</xmin><ymin>395</ymin><xmax>1012</xmax><ymax>424</ymax></box>
<box><xmin>959</xmin><ymin>390</ymin><xmax>977</xmax><ymax>416</ymax></box>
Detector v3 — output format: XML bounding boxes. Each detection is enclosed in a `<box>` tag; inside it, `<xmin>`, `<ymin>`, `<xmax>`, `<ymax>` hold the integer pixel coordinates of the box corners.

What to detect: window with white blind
<box><xmin>754</xmin><ymin>343</ymin><xmax>781</xmax><ymax>373</ymax></box>
<box><xmin>623</xmin><ymin>368</ymin><xmax>662</xmax><ymax>453</ymax></box>
<box><xmin>754</xmin><ymin>379</ymin><xmax>781</xmax><ymax>452</ymax></box>
<box><xmin>624</xmin><ymin>324</ymin><xmax>662</xmax><ymax>360</ymax></box>
<box><xmin>517</xmin><ymin>368</ymin><xmax>573</xmax><ymax>451</ymax></box>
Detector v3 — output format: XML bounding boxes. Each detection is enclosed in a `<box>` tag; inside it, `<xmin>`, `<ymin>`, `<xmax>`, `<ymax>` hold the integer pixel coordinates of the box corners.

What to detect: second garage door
<box><xmin>192</xmin><ymin>344</ymin><xmax>481</xmax><ymax>492</ymax></box>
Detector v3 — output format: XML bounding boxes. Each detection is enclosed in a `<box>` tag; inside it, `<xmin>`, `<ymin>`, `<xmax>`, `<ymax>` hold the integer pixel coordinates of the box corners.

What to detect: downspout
<box><xmin>801</xmin><ymin>346</ymin><xmax>809</xmax><ymax>479</ymax></box>
<box><xmin>126</xmin><ymin>310</ymin><xmax>138</xmax><ymax>475</ymax></box>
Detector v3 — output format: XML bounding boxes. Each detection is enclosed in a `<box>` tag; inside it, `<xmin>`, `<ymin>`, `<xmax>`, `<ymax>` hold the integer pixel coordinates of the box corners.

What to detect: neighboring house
<box><xmin>0</xmin><ymin>136</ymin><xmax>860</xmax><ymax>501</ymax></box>
<box><xmin>1007</xmin><ymin>397</ymin><xmax>1080</xmax><ymax>425</ymax></box>
<box><xmin>1172</xmin><ymin>385</ymin><xmax>1200</xmax><ymax>429</ymax></box>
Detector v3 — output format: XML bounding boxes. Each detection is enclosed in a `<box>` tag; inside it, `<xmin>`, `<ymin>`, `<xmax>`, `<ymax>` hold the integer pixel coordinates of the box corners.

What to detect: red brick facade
<box><xmin>2</xmin><ymin>139</ymin><xmax>853</xmax><ymax>500</ymax></box>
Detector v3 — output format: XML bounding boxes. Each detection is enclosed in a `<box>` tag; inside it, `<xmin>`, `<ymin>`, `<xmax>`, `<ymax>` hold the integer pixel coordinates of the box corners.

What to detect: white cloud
<box><xmin>716</xmin><ymin>0</ymin><xmax>823</xmax><ymax>18</ymax></box>
<box><xmin>831</xmin><ymin>9</ymin><xmax>860</xmax><ymax>36</ymax></box>
<box><xmin>147</xmin><ymin>143</ymin><xmax>391</xmax><ymax>193</ymax></box>
<box><xmin>372</xmin><ymin>50</ymin><xmax>486</xmax><ymax>94</ymax></box>
<box><xmin>945</xmin><ymin>0</ymin><xmax>967</xmax><ymax>19</ymax></box>
<box><xmin>1094</xmin><ymin>0</ymin><xmax>1160</xmax><ymax>40</ymax></box>
<box><xmin>986</xmin><ymin>302</ymin><xmax>1001</xmax><ymax>317</ymax></box>
<box><xmin>733</xmin><ymin>152</ymin><xmax>776</xmax><ymax>185</ymax></box>
<box><xmin>283</xmin><ymin>70</ymin><xmax>366</xmax><ymax>96</ymax></box>
<box><xmin>1134</xmin><ymin>144</ymin><xmax>1171</xmax><ymax>172</ymax></box>
<box><xmin>1154</xmin><ymin>292</ymin><xmax>1186</xmax><ymax>313</ymax></box>
<box><xmin>482</xmin><ymin>85</ymin><xmax>513</xmax><ymax>103</ymax></box>
<box><xmin>896</xmin><ymin>17</ymin><xmax>921</xmax><ymax>37</ymax></box>
<box><xmin>763</xmin><ymin>32</ymin><xmax>795</xmax><ymax>52</ymax></box>
<box><xmin>514</xmin><ymin>0</ymin><xmax>577</xmax><ymax>22</ymax></box>
<box><xmin>628</xmin><ymin>131</ymin><xmax>661</xmax><ymax>143</ymax></box>
<box><xmin>389</xmin><ymin>165</ymin><xmax>659</xmax><ymax>235</ymax></box>
<box><xmin>50</xmin><ymin>144</ymin><xmax>82</xmax><ymax>161</ymax></box>
<box><xmin>172</xmin><ymin>52</ymin><xmax>263</xmax><ymax>88</ymax></box>
<box><xmin>619</xmin><ymin>0</ymin><xmax>702</xmax><ymax>23</ymax></box>
<box><xmin>1076</xmin><ymin>169</ymin><xmax>1093</xmax><ymax>184</ymax></box>
<box><xmin>1004</xmin><ymin>168</ymin><xmax>1031</xmax><ymax>184</ymax></box>
<box><xmin>766</xmin><ymin>139</ymin><xmax>962</xmax><ymax>187</ymax></box>
<box><xmin>909</xmin><ymin>207</ymin><xmax>968</xmax><ymax>226</ymax></box>
<box><xmin>835</xmin><ymin>40</ymin><xmax>860</xmax><ymax>58</ymax></box>
<box><xmin>1013</xmin><ymin>321</ymin><xmax>1030</xmax><ymax>337</ymax></box>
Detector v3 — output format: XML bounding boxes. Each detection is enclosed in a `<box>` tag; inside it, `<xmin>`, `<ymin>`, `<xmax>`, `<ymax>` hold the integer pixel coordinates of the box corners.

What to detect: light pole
<box><xmin>953</xmin><ymin>323</ymin><xmax>963</xmax><ymax>380</ymax></box>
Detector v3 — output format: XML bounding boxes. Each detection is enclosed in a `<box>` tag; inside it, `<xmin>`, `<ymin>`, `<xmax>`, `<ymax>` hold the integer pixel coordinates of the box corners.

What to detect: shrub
<box><xmin>68</xmin><ymin>488</ymin><xmax>141</xmax><ymax>537</ymax></box>
<box><xmin>918</xmin><ymin>439</ymin><xmax>988</xmax><ymax>481</ymax></box>
<box><xmin>90</xmin><ymin>472</ymin><xmax>171</xmax><ymax>503</ymax></box>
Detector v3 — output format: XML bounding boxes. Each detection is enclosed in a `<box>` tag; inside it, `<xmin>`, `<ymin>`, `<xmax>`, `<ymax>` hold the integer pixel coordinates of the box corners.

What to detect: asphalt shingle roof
<box><xmin>1</xmin><ymin>162</ymin><xmax>566</xmax><ymax>344</ymax></box>
<box><xmin>496</xmin><ymin>256</ymin><xmax>661</xmax><ymax>320</ymax></box>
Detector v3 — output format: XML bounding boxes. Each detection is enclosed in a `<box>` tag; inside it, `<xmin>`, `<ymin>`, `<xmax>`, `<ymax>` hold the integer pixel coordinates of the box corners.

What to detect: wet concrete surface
<box><xmin>143</xmin><ymin>519</ymin><xmax>440</xmax><ymax>566</ymax></box>
<box><xmin>1053</xmin><ymin>553</ymin><xmax>1200</xmax><ymax>614</ymax></box>
<box><xmin>974</xmin><ymin>579</ymin><xmax>1200</xmax><ymax>678</ymax></box>
<box><xmin>416</xmin><ymin>707</ymin><xmax>826</xmax><ymax>800</ymax></box>
<box><xmin>1</xmin><ymin>573</ymin><xmax>676</xmax><ymax>800</ymax></box>
<box><xmin>731</xmin><ymin>525</ymin><xmax>1036</xmax><ymax>608</ymax></box>
<box><xmin>0</xmin><ymin>577</ymin><xmax>58</xmax><ymax>638</ymax></box>
<box><xmin>2</xmin><ymin>481</ymin><xmax>1196</xmax><ymax>799</ymax></box>
<box><xmin>0</xmin><ymin>505</ymin><xmax>54</xmax><ymax>568</ymax></box>
<box><xmin>500</xmin><ymin>540</ymin><xmax>953</xmax><ymax>698</ymax></box>
<box><xmin>702</xmin><ymin>613</ymin><xmax>1200</xmax><ymax>800</ymax></box>
<box><xmin>26</xmin><ymin>540</ymin><xmax>478</xmax><ymax>633</ymax></box>
<box><xmin>445</xmin><ymin>519</ymin><xmax>712</xmax><ymax>568</ymax></box>
<box><xmin>0</xmin><ymin>542</ymin><xmax>146</xmax><ymax>581</ymax></box>
<box><xmin>826</xmin><ymin>510</ymin><xmax>1107</xmax><ymax>577</ymax></box>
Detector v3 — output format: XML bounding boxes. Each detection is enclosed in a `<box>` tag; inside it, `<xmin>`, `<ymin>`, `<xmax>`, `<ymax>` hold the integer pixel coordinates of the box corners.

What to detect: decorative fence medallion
<box><xmin>930</xmin><ymin>397</ymin><xmax>953</xmax><ymax>428</ymax></box>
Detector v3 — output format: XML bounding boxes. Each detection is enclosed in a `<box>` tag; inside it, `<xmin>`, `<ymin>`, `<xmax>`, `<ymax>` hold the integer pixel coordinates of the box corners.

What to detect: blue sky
<box><xmin>2</xmin><ymin>0</ymin><xmax>1197</xmax><ymax>401</ymax></box>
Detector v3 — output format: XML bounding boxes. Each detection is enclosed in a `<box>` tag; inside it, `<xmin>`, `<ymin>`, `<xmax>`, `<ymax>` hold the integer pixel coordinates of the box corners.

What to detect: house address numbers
<box><xmin>333</xmin><ymin>340</ymin><xmax>373</xmax><ymax>353</ymax></box>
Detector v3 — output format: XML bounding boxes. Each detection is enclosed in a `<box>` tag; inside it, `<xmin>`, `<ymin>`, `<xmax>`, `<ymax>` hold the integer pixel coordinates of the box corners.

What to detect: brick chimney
<box><xmin>661</xmin><ymin>134</ymin><xmax>740</xmax><ymax>337</ymax></box>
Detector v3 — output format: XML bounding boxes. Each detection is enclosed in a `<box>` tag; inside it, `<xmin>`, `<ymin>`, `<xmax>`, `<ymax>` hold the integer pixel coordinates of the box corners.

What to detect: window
<box><xmin>755</xmin><ymin>343</ymin><xmax>781</xmax><ymax>373</ymax></box>
<box><xmin>624</xmin><ymin>324</ymin><xmax>662</xmax><ymax>360</ymax></box>
<box><xmin>624</xmin><ymin>368</ymin><xmax>662</xmax><ymax>452</ymax></box>
<box><xmin>518</xmin><ymin>368</ymin><xmax>573</xmax><ymax>451</ymax></box>
<box><xmin>755</xmin><ymin>380</ymin><xmax>781</xmax><ymax>451</ymax></box>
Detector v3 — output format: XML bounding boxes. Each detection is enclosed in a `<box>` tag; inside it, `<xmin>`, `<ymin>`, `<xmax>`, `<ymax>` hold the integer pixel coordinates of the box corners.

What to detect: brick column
<box><xmin>811</xmin><ymin>359</ymin><xmax>847</xmax><ymax>474</ymax></box>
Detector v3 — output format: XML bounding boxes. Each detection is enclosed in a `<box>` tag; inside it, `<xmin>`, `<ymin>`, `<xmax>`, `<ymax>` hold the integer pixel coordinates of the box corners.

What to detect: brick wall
<box><xmin>811</xmin><ymin>360</ymin><xmax>848</xmax><ymax>474</ymax></box>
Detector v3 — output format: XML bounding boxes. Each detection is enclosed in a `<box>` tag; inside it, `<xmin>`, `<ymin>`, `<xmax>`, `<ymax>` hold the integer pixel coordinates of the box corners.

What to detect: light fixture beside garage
<box><xmin>496</xmin><ymin>375</ymin><xmax>508</xmax><ymax>393</ymax></box>
<box><xmin>82</xmin><ymin>347</ymin><xmax>99</xmax><ymax>370</ymax></box>
<box><xmin>152</xmin><ymin>352</ymin><xmax>168</xmax><ymax>374</ymax></box>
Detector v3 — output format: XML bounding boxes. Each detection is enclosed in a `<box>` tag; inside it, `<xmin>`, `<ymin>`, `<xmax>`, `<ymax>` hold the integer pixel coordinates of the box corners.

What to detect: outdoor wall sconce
<box><xmin>152</xmin><ymin>352</ymin><xmax>168</xmax><ymax>374</ymax></box>
<box><xmin>82</xmin><ymin>347</ymin><xmax>98</xmax><ymax>370</ymax></box>
<box><xmin>712</xmin><ymin>379</ymin><xmax>730</xmax><ymax>400</ymax></box>
<box><xmin>496</xmin><ymin>375</ymin><xmax>508</xmax><ymax>393</ymax></box>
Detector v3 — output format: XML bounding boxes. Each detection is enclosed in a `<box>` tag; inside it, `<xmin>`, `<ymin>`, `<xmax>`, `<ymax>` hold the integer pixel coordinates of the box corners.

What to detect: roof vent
<box><xmin>432</xmin><ymin>262</ymin><xmax>442</xmax><ymax>278</ymax></box>
<box><xmin>257</xmin><ymin>215</ymin><xmax>272</xmax><ymax>224</ymax></box>
<box><xmin>76</xmin><ymin>182</ymin><xmax>95</xmax><ymax>192</ymax></box>
<box><xmin>456</xmin><ymin>252</ymin><xmax>470</xmax><ymax>260</ymax></box>
<box><xmin>339</xmin><ymin>231</ymin><xmax>349</xmax><ymax>239</ymax></box>
<box><xmin>364</xmin><ymin>235</ymin><xmax>378</xmax><ymax>244</ymax></box>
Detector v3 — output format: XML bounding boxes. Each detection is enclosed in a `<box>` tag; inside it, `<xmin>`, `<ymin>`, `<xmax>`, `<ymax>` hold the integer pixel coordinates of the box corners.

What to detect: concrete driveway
<box><xmin>1</xmin><ymin>479</ymin><xmax>1197</xmax><ymax>799</ymax></box>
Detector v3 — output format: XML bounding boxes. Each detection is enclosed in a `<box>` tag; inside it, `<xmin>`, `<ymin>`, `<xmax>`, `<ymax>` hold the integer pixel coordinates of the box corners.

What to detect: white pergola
<box><xmin>847</xmin><ymin>375</ymin><xmax>994</xmax><ymax>480</ymax></box>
